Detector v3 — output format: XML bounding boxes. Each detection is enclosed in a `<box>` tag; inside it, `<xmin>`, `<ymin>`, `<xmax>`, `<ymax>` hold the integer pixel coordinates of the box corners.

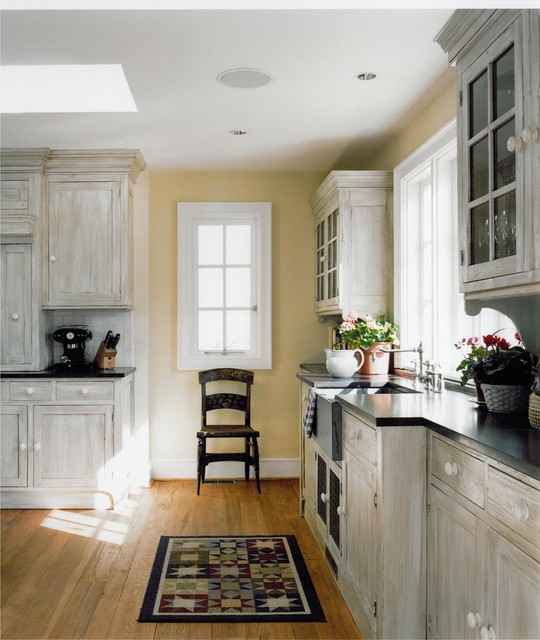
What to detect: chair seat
<box><xmin>197</xmin><ymin>425</ymin><xmax>260</xmax><ymax>438</ymax></box>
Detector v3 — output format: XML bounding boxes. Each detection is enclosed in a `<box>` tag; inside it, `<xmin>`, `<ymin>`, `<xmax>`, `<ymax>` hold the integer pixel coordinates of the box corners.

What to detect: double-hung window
<box><xmin>178</xmin><ymin>202</ymin><xmax>272</xmax><ymax>370</ymax></box>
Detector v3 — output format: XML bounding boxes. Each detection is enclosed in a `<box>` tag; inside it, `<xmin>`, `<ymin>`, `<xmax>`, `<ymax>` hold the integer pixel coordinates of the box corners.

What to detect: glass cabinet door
<box><xmin>315</xmin><ymin>208</ymin><xmax>339</xmax><ymax>307</ymax></box>
<box><xmin>462</xmin><ymin>21</ymin><xmax>523</xmax><ymax>281</ymax></box>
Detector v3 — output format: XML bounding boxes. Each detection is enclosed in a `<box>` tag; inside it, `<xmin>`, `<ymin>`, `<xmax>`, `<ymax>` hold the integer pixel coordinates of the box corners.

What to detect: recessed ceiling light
<box><xmin>217</xmin><ymin>68</ymin><xmax>272</xmax><ymax>89</ymax></box>
<box><xmin>0</xmin><ymin>64</ymin><xmax>137</xmax><ymax>113</ymax></box>
<box><xmin>229</xmin><ymin>130</ymin><xmax>247</xmax><ymax>136</ymax></box>
<box><xmin>356</xmin><ymin>72</ymin><xmax>377</xmax><ymax>81</ymax></box>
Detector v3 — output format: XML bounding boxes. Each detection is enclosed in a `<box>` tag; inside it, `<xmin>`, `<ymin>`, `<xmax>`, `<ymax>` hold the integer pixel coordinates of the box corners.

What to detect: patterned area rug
<box><xmin>138</xmin><ymin>535</ymin><xmax>325</xmax><ymax>623</ymax></box>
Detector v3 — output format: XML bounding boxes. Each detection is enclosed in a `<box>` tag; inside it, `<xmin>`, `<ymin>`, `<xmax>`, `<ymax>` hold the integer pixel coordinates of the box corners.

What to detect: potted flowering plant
<box><xmin>334</xmin><ymin>312</ymin><xmax>400</xmax><ymax>374</ymax></box>
<box><xmin>455</xmin><ymin>333</ymin><xmax>538</xmax><ymax>412</ymax></box>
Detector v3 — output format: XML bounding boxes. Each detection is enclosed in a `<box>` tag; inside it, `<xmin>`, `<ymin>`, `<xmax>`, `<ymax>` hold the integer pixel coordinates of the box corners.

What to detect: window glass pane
<box><xmin>493</xmin><ymin>45</ymin><xmax>514</xmax><ymax>120</ymax></box>
<box><xmin>226</xmin><ymin>267</ymin><xmax>251</xmax><ymax>307</ymax></box>
<box><xmin>199</xmin><ymin>225</ymin><xmax>223</xmax><ymax>265</ymax></box>
<box><xmin>226</xmin><ymin>311</ymin><xmax>250</xmax><ymax>350</ymax></box>
<box><xmin>494</xmin><ymin>118</ymin><xmax>516</xmax><ymax>189</ymax></box>
<box><xmin>469</xmin><ymin>70</ymin><xmax>488</xmax><ymax>138</ymax></box>
<box><xmin>494</xmin><ymin>191</ymin><xmax>516</xmax><ymax>259</ymax></box>
<box><xmin>226</xmin><ymin>225</ymin><xmax>250</xmax><ymax>265</ymax></box>
<box><xmin>198</xmin><ymin>267</ymin><xmax>223</xmax><ymax>307</ymax></box>
<box><xmin>469</xmin><ymin>137</ymin><xmax>489</xmax><ymax>201</ymax></box>
<box><xmin>198</xmin><ymin>310</ymin><xmax>223</xmax><ymax>350</ymax></box>
<box><xmin>470</xmin><ymin>203</ymin><xmax>490</xmax><ymax>264</ymax></box>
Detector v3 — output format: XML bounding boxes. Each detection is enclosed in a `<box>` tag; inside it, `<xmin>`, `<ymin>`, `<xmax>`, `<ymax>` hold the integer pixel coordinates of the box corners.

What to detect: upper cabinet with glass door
<box><xmin>437</xmin><ymin>9</ymin><xmax>540</xmax><ymax>300</ymax></box>
<box><xmin>311</xmin><ymin>171</ymin><xmax>393</xmax><ymax>318</ymax></box>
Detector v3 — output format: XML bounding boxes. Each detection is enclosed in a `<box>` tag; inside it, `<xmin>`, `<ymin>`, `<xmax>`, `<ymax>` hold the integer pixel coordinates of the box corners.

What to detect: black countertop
<box><xmin>297</xmin><ymin>368</ymin><xmax>540</xmax><ymax>481</ymax></box>
<box><xmin>1</xmin><ymin>367</ymin><xmax>136</xmax><ymax>379</ymax></box>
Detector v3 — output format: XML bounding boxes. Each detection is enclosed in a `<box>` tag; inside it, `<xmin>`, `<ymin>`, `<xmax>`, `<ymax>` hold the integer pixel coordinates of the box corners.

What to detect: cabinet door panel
<box><xmin>47</xmin><ymin>181</ymin><xmax>122</xmax><ymax>306</ymax></box>
<box><xmin>487</xmin><ymin>529</ymin><xmax>540</xmax><ymax>640</ymax></box>
<box><xmin>427</xmin><ymin>485</ymin><xmax>484</xmax><ymax>640</ymax></box>
<box><xmin>1</xmin><ymin>244</ymin><xmax>32</xmax><ymax>366</ymax></box>
<box><xmin>342</xmin><ymin>448</ymin><xmax>377</xmax><ymax>630</ymax></box>
<box><xmin>33</xmin><ymin>405</ymin><xmax>113</xmax><ymax>488</ymax></box>
<box><xmin>0</xmin><ymin>406</ymin><xmax>28</xmax><ymax>487</ymax></box>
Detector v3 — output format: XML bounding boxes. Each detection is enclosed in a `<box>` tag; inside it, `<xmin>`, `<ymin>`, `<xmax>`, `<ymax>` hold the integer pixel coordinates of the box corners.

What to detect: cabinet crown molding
<box><xmin>0</xmin><ymin>148</ymin><xmax>50</xmax><ymax>172</ymax></box>
<box><xmin>45</xmin><ymin>149</ymin><xmax>147</xmax><ymax>182</ymax></box>
<box><xmin>310</xmin><ymin>170</ymin><xmax>392</xmax><ymax>211</ymax></box>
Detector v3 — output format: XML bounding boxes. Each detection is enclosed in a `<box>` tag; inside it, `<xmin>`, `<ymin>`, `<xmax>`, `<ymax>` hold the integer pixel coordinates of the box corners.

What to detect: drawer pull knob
<box><xmin>480</xmin><ymin>626</ymin><xmax>496</xmax><ymax>640</ymax></box>
<box><xmin>49</xmin><ymin>255</ymin><xmax>57</xmax><ymax>262</ymax></box>
<box><xmin>19</xmin><ymin>443</ymin><xmax>27</xmax><ymax>451</ymax></box>
<box><xmin>80</xmin><ymin>387</ymin><xmax>89</xmax><ymax>395</ymax></box>
<box><xmin>511</xmin><ymin>501</ymin><xmax>529</xmax><ymax>522</ymax></box>
<box><xmin>444</xmin><ymin>461</ymin><xmax>458</xmax><ymax>476</ymax></box>
<box><xmin>34</xmin><ymin>443</ymin><xmax>41</xmax><ymax>451</ymax></box>
<box><xmin>337</xmin><ymin>506</ymin><xmax>346</xmax><ymax>516</ymax></box>
<box><xmin>12</xmin><ymin>313</ymin><xmax>20</xmax><ymax>320</ymax></box>
<box><xmin>467</xmin><ymin>612</ymin><xmax>482</xmax><ymax>629</ymax></box>
<box><xmin>320</xmin><ymin>493</ymin><xmax>328</xmax><ymax>504</ymax></box>
<box><xmin>26</xmin><ymin>387</ymin><xmax>34</xmax><ymax>396</ymax></box>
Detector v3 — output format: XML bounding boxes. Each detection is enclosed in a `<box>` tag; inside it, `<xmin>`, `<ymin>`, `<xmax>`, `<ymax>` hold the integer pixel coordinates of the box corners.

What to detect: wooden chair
<box><xmin>197</xmin><ymin>368</ymin><xmax>261</xmax><ymax>494</ymax></box>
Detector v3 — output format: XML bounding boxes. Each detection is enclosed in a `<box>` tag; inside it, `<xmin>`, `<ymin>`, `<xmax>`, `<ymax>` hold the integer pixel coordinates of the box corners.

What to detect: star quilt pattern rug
<box><xmin>138</xmin><ymin>535</ymin><xmax>325</xmax><ymax>623</ymax></box>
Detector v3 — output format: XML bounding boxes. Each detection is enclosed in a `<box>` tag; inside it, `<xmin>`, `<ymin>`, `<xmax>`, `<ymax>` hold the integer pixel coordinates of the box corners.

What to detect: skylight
<box><xmin>0</xmin><ymin>64</ymin><xmax>137</xmax><ymax>113</ymax></box>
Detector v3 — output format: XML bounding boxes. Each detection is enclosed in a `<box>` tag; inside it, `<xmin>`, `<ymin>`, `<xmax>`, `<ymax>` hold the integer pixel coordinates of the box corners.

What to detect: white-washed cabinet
<box><xmin>436</xmin><ymin>9</ymin><xmax>540</xmax><ymax>299</ymax></box>
<box><xmin>0</xmin><ymin>405</ymin><xmax>28</xmax><ymax>487</ymax></box>
<box><xmin>0</xmin><ymin>375</ymin><xmax>134</xmax><ymax>509</ymax></box>
<box><xmin>339</xmin><ymin>410</ymin><xmax>427</xmax><ymax>640</ymax></box>
<box><xmin>44</xmin><ymin>150</ymin><xmax>146</xmax><ymax>309</ymax></box>
<box><xmin>310</xmin><ymin>171</ymin><xmax>393</xmax><ymax>317</ymax></box>
<box><xmin>428</xmin><ymin>433</ymin><xmax>540</xmax><ymax>640</ymax></box>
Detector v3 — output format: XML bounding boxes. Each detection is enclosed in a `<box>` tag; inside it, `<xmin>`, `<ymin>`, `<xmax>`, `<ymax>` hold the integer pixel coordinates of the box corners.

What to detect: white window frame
<box><xmin>178</xmin><ymin>202</ymin><xmax>272</xmax><ymax>370</ymax></box>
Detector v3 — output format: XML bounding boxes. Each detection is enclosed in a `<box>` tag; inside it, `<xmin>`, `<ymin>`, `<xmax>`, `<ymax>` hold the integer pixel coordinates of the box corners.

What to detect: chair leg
<box><xmin>197</xmin><ymin>437</ymin><xmax>205</xmax><ymax>495</ymax></box>
<box><xmin>252</xmin><ymin>436</ymin><xmax>261</xmax><ymax>493</ymax></box>
<box><xmin>244</xmin><ymin>438</ymin><xmax>250</xmax><ymax>482</ymax></box>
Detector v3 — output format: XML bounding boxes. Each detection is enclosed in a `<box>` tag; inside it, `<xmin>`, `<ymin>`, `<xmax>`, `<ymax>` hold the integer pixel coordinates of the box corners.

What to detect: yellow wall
<box><xmin>149</xmin><ymin>172</ymin><xmax>328</xmax><ymax>476</ymax></box>
<box><xmin>147</xmin><ymin>68</ymin><xmax>458</xmax><ymax>478</ymax></box>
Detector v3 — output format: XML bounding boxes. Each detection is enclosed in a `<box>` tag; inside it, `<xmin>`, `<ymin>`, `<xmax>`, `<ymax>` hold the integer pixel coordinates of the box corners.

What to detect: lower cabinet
<box><xmin>428</xmin><ymin>434</ymin><xmax>540</xmax><ymax>640</ymax></box>
<box><xmin>0</xmin><ymin>376</ymin><xmax>134</xmax><ymax>508</ymax></box>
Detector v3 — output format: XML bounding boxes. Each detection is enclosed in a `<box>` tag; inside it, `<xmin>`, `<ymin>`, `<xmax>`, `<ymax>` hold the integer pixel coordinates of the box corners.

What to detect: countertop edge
<box><xmin>0</xmin><ymin>367</ymin><xmax>136</xmax><ymax>378</ymax></box>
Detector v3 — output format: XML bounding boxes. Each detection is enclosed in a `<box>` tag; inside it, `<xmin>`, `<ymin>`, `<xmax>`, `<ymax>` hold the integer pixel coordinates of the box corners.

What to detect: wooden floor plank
<box><xmin>1</xmin><ymin>479</ymin><xmax>363</xmax><ymax>640</ymax></box>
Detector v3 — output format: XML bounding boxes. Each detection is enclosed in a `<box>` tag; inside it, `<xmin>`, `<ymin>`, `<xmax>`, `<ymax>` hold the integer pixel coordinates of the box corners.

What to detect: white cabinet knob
<box><xmin>34</xmin><ymin>443</ymin><xmax>41</xmax><ymax>451</ymax></box>
<box><xmin>444</xmin><ymin>461</ymin><xmax>458</xmax><ymax>476</ymax></box>
<box><xmin>49</xmin><ymin>255</ymin><xmax>57</xmax><ymax>262</ymax></box>
<box><xmin>319</xmin><ymin>256</ymin><xmax>325</xmax><ymax>263</ymax></box>
<box><xmin>19</xmin><ymin>443</ymin><xmax>27</xmax><ymax>451</ymax></box>
<box><xmin>80</xmin><ymin>387</ymin><xmax>89</xmax><ymax>396</ymax></box>
<box><xmin>12</xmin><ymin>313</ymin><xmax>19</xmax><ymax>320</ymax></box>
<box><xmin>521</xmin><ymin>126</ymin><xmax>539</xmax><ymax>144</ymax></box>
<box><xmin>481</xmin><ymin>626</ymin><xmax>496</xmax><ymax>640</ymax></box>
<box><xmin>320</xmin><ymin>492</ymin><xmax>328</xmax><ymax>504</ymax></box>
<box><xmin>511</xmin><ymin>501</ymin><xmax>530</xmax><ymax>522</ymax></box>
<box><xmin>467</xmin><ymin>612</ymin><xmax>482</xmax><ymax>629</ymax></box>
<box><xmin>507</xmin><ymin>136</ymin><xmax>523</xmax><ymax>152</ymax></box>
<box><xmin>26</xmin><ymin>387</ymin><xmax>34</xmax><ymax>396</ymax></box>
<box><xmin>337</xmin><ymin>505</ymin><xmax>346</xmax><ymax>516</ymax></box>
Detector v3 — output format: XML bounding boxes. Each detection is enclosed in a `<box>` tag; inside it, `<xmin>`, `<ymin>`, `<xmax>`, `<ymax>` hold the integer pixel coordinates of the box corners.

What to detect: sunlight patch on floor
<box><xmin>40</xmin><ymin>509</ymin><xmax>130</xmax><ymax>545</ymax></box>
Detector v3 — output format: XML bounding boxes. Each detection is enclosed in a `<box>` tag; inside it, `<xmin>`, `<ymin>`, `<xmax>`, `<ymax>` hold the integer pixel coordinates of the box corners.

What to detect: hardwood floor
<box><xmin>1</xmin><ymin>479</ymin><xmax>363</xmax><ymax>639</ymax></box>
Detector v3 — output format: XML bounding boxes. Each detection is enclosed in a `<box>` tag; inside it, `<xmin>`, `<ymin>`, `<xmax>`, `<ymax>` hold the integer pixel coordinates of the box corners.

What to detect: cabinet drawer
<box><xmin>56</xmin><ymin>381</ymin><xmax>114</xmax><ymax>402</ymax></box>
<box><xmin>431</xmin><ymin>437</ymin><xmax>485</xmax><ymax>507</ymax></box>
<box><xmin>487</xmin><ymin>467</ymin><xmax>540</xmax><ymax>543</ymax></box>
<box><xmin>9</xmin><ymin>381</ymin><xmax>53</xmax><ymax>401</ymax></box>
<box><xmin>343</xmin><ymin>410</ymin><xmax>377</xmax><ymax>465</ymax></box>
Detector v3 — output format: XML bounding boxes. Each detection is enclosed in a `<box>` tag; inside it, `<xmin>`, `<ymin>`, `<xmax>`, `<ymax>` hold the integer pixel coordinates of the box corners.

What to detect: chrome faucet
<box><xmin>371</xmin><ymin>341</ymin><xmax>444</xmax><ymax>392</ymax></box>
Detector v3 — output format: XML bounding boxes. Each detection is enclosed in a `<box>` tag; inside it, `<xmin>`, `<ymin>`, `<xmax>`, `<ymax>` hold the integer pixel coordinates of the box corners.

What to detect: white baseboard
<box><xmin>150</xmin><ymin>458</ymin><xmax>300</xmax><ymax>480</ymax></box>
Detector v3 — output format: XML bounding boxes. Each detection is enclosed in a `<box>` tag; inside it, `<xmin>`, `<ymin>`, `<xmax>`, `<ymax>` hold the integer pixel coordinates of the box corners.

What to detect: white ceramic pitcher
<box><xmin>324</xmin><ymin>348</ymin><xmax>365</xmax><ymax>378</ymax></box>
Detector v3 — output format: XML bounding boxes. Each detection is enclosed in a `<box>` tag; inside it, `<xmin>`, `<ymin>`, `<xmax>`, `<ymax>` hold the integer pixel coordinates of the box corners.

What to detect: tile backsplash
<box><xmin>52</xmin><ymin>310</ymin><xmax>134</xmax><ymax>367</ymax></box>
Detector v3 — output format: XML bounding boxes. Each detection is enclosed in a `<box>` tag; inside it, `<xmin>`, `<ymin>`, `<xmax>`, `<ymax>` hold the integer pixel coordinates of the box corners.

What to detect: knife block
<box><xmin>94</xmin><ymin>342</ymin><xmax>117</xmax><ymax>369</ymax></box>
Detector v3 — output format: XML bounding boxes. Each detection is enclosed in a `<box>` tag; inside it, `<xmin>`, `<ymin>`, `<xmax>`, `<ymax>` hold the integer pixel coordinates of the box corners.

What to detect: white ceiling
<box><xmin>0</xmin><ymin>4</ymin><xmax>459</xmax><ymax>171</ymax></box>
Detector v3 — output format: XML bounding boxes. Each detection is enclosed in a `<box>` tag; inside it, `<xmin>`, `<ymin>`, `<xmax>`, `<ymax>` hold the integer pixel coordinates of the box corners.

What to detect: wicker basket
<box><xmin>529</xmin><ymin>391</ymin><xmax>540</xmax><ymax>428</ymax></box>
<box><xmin>481</xmin><ymin>383</ymin><xmax>530</xmax><ymax>413</ymax></box>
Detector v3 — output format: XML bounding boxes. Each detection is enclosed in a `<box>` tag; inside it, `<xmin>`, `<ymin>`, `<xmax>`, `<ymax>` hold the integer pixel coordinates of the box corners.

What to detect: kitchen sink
<box><xmin>314</xmin><ymin>382</ymin><xmax>421</xmax><ymax>461</ymax></box>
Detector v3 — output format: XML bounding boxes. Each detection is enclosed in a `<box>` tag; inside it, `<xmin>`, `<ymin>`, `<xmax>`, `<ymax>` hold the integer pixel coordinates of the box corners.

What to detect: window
<box><xmin>395</xmin><ymin>120</ymin><xmax>516</xmax><ymax>381</ymax></box>
<box><xmin>178</xmin><ymin>202</ymin><xmax>272</xmax><ymax>370</ymax></box>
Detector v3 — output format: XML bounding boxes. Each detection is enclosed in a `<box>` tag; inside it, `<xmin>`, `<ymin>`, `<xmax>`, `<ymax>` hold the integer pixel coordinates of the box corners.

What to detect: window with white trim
<box><xmin>394</xmin><ymin>120</ymin><xmax>516</xmax><ymax>381</ymax></box>
<box><xmin>178</xmin><ymin>202</ymin><xmax>272</xmax><ymax>370</ymax></box>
